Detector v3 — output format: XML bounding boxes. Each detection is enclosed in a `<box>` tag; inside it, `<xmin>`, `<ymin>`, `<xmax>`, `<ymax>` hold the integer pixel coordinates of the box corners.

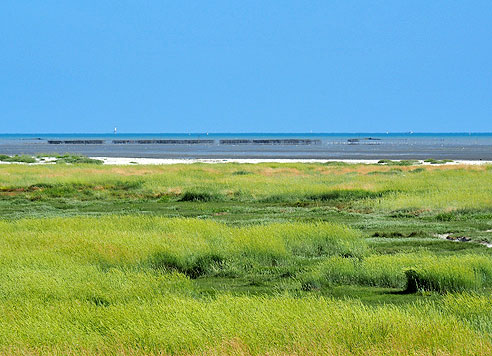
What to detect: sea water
<box><xmin>0</xmin><ymin>133</ymin><xmax>491</xmax><ymax>160</ymax></box>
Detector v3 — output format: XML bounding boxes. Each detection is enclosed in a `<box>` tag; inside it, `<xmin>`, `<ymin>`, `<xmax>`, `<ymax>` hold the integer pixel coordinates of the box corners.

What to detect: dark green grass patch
<box><xmin>424</xmin><ymin>158</ymin><xmax>454</xmax><ymax>164</ymax></box>
<box><xmin>377</xmin><ymin>159</ymin><xmax>420</xmax><ymax>166</ymax></box>
<box><xmin>367</xmin><ymin>168</ymin><xmax>403</xmax><ymax>175</ymax></box>
<box><xmin>261</xmin><ymin>189</ymin><xmax>393</xmax><ymax>204</ymax></box>
<box><xmin>232</xmin><ymin>170</ymin><xmax>253</xmax><ymax>175</ymax></box>
<box><xmin>148</xmin><ymin>252</ymin><xmax>225</xmax><ymax>279</ymax></box>
<box><xmin>323</xmin><ymin>161</ymin><xmax>351</xmax><ymax>166</ymax></box>
<box><xmin>435</xmin><ymin>209</ymin><xmax>492</xmax><ymax>222</ymax></box>
<box><xmin>178</xmin><ymin>191</ymin><xmax>224</xmax><ymax>202</ymax></box>
<box><xmin>55</xmin><ymin>154</ymin><xmax>103</xmax><ymax>164</ymax></box>
<box><xmin>307</xmin><ymin>189</ymin><xmax>392</xmax><ymax>202</ymax></box>
<box><xmin>0</xmin><ymin>154</ymin><xmax>36</xmax><ymax>163</ymax></box>
<box><xmin>36</xmin><ymin>153</ymin><xmax>103</xmax><ymax>164</ymax></box>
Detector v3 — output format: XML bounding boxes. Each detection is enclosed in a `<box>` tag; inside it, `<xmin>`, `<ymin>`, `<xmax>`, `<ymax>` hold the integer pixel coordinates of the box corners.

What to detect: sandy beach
<box><xmin>93</xmin><ymin>157</ymin><xmax>492</xmax><ymax>165</ymax></box>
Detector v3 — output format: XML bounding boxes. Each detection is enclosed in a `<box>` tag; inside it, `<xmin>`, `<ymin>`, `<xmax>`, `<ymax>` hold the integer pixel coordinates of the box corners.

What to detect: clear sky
<box><xmin>1</xmin><ymin>1</ymin><xmax>491</xmax><ymax>133</ymax></box>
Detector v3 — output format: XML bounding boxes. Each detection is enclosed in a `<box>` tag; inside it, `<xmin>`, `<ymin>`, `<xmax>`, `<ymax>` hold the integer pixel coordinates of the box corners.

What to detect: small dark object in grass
<box><xmin>446</xmin><ymin>235</ymin><xmax>471</xmax><ymax>242</ymax></box>
<box><xmin>404</xmin><ymin>269</ymin><xmax>421</xmax><ymax>293</ymax></box>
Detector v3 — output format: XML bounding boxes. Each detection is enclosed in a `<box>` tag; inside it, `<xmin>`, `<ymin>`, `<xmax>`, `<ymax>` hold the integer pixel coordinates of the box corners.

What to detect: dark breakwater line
<box><xmin>48</xmin><ymin>140</ymin><xmax>104</xmax><ymax>144</ymax></box>
<box><xmin>219</xmin><ymin>139</ymin><xmax>321</xmax><ymax>145</ymax></box>
<box><xmin>46</xmin><ymin>139</ymin><xmax>324</xmax><ymax>145</ymax></box>
<box><xmin>112</xmin><ymin>139</ymin><xmax>215</xmax><ymax>144</ymax></box>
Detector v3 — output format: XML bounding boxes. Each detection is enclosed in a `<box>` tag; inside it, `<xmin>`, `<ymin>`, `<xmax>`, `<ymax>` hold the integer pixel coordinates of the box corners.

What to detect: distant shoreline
<box><xmin>3</xmin><ymin>133</ymin><xmax>492</xmax><ymax>160</ymax></box>
<box><xmin>84</xmin><ymin>157</ymin><xmax>492</xmax><ymax>165</ymax></box>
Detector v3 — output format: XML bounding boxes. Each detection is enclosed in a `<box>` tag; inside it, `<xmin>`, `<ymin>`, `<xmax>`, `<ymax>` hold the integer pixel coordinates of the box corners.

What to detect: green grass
<box><xmin>0</xmin><ymin>162</ymin><xmax>491</xmax><ymax>211</ymax></box>
<box><xmin>52</xmin><ymin>154</ymin><xmax>103</xmax><ymax>164</ymax></box>
<box><xmin>1</xmin><ymin>153</ymin><xmax>103</xmax><ymax>165</ymax></box>
<box><xmin>377</xmin><ymin>159</ymin><xmax>420</xmax><ymax>166</ymax></box>
<box><xmin>35</xmin><ymin>153</ymin><xmax>104</xmax><ymax>164</ymax></box>
<box><xmin>2</xmin><ymin>296</ymin><xmax>491</xmax><ymax>355</ymax></box>
<box><xmin>1</xmin><ymin>162</ymin><xmax>492</xmax><ymax>354</ymax></box>
<box><xmin>424</xmin><ymin>158</ymin><xmax>454</xmax><ymax>164</ymax></box>
<box><xmin>302</xmin><ymin>253</ymin><xmax>492</xmax><ymax>292</ymax></box>
<box><xmin>0</xmin><ymin>216</ymin><xmax>365</xmax><ymax>280</ymax></box>
<box><xmin>0</xmin><ymin>216</ymin><xmax>491</xmax><ymax>355</ymax></box>
<box><xmin>0</xmin><ymin>154</ymin><xmax>36</xmax><ymax>163</ymax></box>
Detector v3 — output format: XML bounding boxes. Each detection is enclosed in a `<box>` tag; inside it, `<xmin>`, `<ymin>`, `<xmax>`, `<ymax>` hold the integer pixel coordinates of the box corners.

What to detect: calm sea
<box><xmin>1</xmin><ymin>133</ymin><xmax>492</xmax><ymax>160</ymax></box>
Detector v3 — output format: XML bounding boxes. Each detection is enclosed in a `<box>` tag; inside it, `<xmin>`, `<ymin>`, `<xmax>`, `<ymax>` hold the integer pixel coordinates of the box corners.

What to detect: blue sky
<box><xmin>1</xmin><ymin>1</ymin><xmax>491</xmax><ymax>133</ymax></box>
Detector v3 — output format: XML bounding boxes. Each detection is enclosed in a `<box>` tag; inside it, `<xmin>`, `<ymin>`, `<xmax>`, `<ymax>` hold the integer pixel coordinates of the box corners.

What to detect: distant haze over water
<box><xmin>1</xmin><ymin>133</ymin><xmax>492</xmax><ymax>160</ymax></box>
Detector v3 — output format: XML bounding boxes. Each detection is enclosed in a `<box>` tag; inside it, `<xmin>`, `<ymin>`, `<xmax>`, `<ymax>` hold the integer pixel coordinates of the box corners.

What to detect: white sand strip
<box><xmin>1</xmin><ymin>157</ymin><xmax>491</xmax><ymax>165</ymax></box>
<box><xmin>92</xmin><ymin>157</ymin><xmax>492</xmax><ymax>165</ymax></box>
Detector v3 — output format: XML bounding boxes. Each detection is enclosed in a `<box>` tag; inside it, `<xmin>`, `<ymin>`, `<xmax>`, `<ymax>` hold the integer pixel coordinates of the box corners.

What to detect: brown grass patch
<box><xmin>167</xmin><ymin>187</ymin><xmax>183</xmax><ymax>196</ymax></box>
<box><xmin>259</xmin><ymin>167</ymin><xmax>306</xmax><ymax>177</ymax></box>
<box><xmin>109</xmin><ymin>168</ymin><xmax>155</xmax><ymax>176</ymax></box>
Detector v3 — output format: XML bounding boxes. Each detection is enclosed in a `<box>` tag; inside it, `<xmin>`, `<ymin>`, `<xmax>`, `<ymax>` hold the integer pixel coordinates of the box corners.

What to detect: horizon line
<box><xmin>1</xmin><ymin>131</ymin><xmax>492</xmax><ymax>135</ymax></box>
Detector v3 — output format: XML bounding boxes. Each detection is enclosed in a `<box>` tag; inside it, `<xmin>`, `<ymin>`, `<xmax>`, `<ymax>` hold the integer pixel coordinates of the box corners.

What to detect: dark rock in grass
<box><xmin>447</xmin><ymin>235</ymin><xmax>471</xmax><ymax>242</ymax></box>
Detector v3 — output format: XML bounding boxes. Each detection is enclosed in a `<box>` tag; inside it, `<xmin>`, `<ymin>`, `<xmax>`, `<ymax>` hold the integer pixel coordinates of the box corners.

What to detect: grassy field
<box><xmin>1</xmin><ymin>162</ymin><xmax>492</xmax><ymax>354</ymax></box>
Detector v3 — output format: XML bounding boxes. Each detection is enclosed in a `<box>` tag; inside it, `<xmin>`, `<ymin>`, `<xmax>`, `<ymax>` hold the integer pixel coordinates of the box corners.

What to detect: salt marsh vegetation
<box><xmin>0</xmin><ymin>162</ymin><xmax>492</xmax><ymax>354</ymax></box>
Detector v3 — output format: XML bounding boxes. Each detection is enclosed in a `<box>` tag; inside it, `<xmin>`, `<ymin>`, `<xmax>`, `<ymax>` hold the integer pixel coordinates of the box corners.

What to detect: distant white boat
<box><xmin>114</xmin><ymin>127</ymin><xmax>117</xmax><ymax>134</ymax></box>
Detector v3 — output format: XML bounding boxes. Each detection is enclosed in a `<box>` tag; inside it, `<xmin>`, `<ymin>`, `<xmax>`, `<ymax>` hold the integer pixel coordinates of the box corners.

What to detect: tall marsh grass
<box><xmin>304</xmin><ymin>254</ymin><xmax>492</xmax><ymax>293</ymax></box>
<box><xmin>1</xmin><ymin>216</ymin><xmax>492</xmax><ymax>353</ymax></box>
<box><xmin>0</xmin><ymin>216</ymin><xmax>365</xmax><ymax>281</ymax></box>
<box><xmin>0</xmin><ymin>295</ymin><xmax>490</xmax><ymax>355</ymax></box>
